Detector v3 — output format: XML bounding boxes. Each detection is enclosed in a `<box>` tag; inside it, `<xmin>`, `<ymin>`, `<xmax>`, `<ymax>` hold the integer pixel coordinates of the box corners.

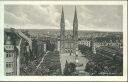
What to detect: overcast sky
<box><xmin>4</xmin><ymin>5</ymin><xmax>123</xmax><ymax>31</ymax></box>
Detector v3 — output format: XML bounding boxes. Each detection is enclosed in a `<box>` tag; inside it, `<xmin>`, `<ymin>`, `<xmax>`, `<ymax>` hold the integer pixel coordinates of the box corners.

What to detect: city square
<box><xmin>4</xmin><ymin>5</ymin><xmax>123</xmax><ymax>76</ymax></box>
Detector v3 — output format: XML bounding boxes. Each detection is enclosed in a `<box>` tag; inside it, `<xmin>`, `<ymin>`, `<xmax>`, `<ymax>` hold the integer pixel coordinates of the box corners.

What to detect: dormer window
<box><xmin>5</xmin><ymin>45</ymin><xmax>14</xmax><ymax>50</ymax></box>
<box><xmin>5</xmin><ymin>36</ymin><xmax>13</xmax><ymax>45</ymax></box>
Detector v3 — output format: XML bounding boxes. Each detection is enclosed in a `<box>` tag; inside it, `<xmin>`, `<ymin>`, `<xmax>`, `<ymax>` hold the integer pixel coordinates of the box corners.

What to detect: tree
<box><xmin>32</xmin><ymin>39</ymin><xmax>38</xmax><ymax>59</ymax></box>
<box><xmin>63</xmin><ymin>61</ymin><xmax>76</xmax><ymax>75</ymax></box>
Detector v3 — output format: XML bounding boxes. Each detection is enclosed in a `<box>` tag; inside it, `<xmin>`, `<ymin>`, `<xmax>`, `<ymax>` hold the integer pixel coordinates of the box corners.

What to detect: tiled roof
<box><xmin>14</xmin><ymin>30</ymin><xmax>32</xmax><ymax>50</ymax></box>
<box><xmin>4</xmin><ymin>28</ymin><xmax>32</xmax><ymax>50</ymax></box>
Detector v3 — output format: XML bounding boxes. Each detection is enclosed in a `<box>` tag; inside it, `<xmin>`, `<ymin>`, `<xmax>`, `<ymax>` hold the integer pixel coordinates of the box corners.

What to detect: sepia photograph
<box><xmin>4</xmin><ymin>4</ymin><xmax>124</xmax><ymax>76</ymax></box>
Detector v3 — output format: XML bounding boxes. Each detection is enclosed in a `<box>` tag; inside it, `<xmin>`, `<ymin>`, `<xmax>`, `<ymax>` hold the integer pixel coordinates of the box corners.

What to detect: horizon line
<box><xmin>4</xmin><ymin>27</ymin><xmax>123</xmax><ymax>32</ymax></box>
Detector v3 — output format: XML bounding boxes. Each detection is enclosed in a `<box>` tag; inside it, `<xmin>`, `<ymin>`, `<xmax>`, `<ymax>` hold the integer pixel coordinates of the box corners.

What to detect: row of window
<box><xmin>6</xmin><ymin>52</ymin><xmax>14</xmax><ymax>58</ymax></box>
<box><xmin>6</xmin><ymin>62</ymin><xmax>14</xmax><ymax>68</ymax></box>
<box><xmin>5</xmin><ymin>45</ymin><xmax>14</xmax><ymax>50</ymax></box>
<box><xmin>6</xmin><ymin>72</ymin><xmax>14</xmax><ymax>76</ymax></box>
<box><xmin>78</xmin><ymin>42</ymin><xmax>90</xmax><ymax>47</ymax></box>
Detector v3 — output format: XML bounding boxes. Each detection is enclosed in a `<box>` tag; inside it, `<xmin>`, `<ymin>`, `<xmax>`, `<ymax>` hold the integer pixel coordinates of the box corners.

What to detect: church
<box><xmin>59</xmin><ymin>6</ymin><xmax>78</xmax><ymax>55</ymax></box>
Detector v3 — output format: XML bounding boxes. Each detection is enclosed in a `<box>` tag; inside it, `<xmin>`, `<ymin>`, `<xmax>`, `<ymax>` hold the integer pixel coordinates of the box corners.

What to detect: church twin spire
<box><xmin>60</xmin><ymin>6</ymin><xmax>78</xmax><ymax>54</ymax></box>
<box><xmin>60</xmin><ymin>6</ymin><xmax>78</xmax><ymax>35</ymax></box>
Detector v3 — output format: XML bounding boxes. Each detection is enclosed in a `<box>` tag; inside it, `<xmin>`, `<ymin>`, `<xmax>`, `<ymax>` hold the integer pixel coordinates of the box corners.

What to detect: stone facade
<box><xmin>60</xmin><ymin>7</ymin><xmax>78</xmax><ymax>55</ymax></box>
<box><xmin>4</xmin><ymin>28</ymin><xmax>32</xmax><ymax>76</ymax></box>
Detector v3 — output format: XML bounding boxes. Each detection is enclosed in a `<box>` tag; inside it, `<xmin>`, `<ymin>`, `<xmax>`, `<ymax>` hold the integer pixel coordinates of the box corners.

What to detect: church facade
<box><xmin>60</xmin><ymin>7</ymin><xmax>78</xmax><ymax>55</ymax></box>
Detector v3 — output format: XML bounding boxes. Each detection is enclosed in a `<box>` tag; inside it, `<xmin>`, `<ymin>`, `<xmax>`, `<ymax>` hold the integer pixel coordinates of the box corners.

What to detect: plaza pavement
<box><xmin>59</xmin><ymin>51</ymin><xmax>89</xmax><ymax>75</ymax></box>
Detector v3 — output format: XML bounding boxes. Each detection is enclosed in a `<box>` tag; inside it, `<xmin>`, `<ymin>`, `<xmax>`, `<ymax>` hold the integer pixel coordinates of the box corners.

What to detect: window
<box><xmin>11</xmin><ymin>46</ymin><xmax>14</xmax><ymax>49</ymax></box>
<box><xmin>6</xmin><ymin>52</ymin><xmax>9</xmax><ymax>58</ymax></box>
<box><xmin>11</xmin><ymin>53</ymin><xmax>14</xmax><ymax>57</ymax></box>
<box><xmin>6</xmin><ymin>62</ymin><xmax>13</xmax><ymax>68</ymax></box>
<box><xmin>6</xmin><ymin>52</ymin><xmax>14</xmax><ymax>58</ymax></box>
<box><xmin>9</xmin><ymin>53</ymin><xmax>11</xmax><ymax>57</ymax></box>
<box><xmin>5</xmin><ymin>46</ymin><xmax>7</xmax><ymax>49</ymax></box>
<box><xmin>5</xmin><ymin>45</ymin><xmax>14</xmax><ymax>50</ymax></box>
<box><xmin>6</xmin><ymin>72</ymin><xmax>14</xmax><ymax>76</ymax></box>
<box><xmin>6</xmin><ymin>73</ymin><xmax>11</xmax><ymax>76</ymax></box>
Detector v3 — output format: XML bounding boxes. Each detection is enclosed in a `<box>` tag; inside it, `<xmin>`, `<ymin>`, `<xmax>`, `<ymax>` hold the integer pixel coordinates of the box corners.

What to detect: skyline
<box><xmin>4</xmin><ymin>5</ymin><xmax>123</xmax><ymax>32</ymax></box>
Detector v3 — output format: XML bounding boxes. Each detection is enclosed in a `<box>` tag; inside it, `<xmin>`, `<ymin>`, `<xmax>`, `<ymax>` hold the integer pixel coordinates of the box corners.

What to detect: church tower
<box><xmin>73</xmin><ymin>6</ymin><xmax>78</xmax><ymax>54</ymax></box>
<box><xmin>60</xmin><ymin>6</ymin><xmax>65</xmax><ymax>54</ymax></box>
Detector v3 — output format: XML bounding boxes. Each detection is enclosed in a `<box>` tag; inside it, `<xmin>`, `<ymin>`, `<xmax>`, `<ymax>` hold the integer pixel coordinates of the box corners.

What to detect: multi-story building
<box><xmin>4</xmin><ymin>28</ymin><xmax>32</xmax><ymax>76</ymax></box>
<box><xmin>94</xmin><ymin>37</ymin><xmax>123</xmax><ymax>49</ymax></box>
<box><xmin>37</xmin><ymin>40</ymin><xmax>46</xmax><ymax>55</ymax></box>
<box><xmin>78</xmin><ymin>40</ymin><xmax>91</xmax><ymax>47</ymax></box>
<box><xmin>37</xmin><ymin>35</ymin><xmax>58</xmax><ymax>51</ymax></box>
<box><xmin>4</xmin><ymin>31</ymin><xmax>17</xmax><ymax>76</ymax></box>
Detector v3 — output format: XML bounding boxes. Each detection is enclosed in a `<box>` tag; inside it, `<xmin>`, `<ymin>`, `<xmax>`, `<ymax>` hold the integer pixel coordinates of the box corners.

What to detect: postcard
<box><xmin>0</xmin><ymin>0</ymin><xmax>127</xmax><ymax>81</ymax></box>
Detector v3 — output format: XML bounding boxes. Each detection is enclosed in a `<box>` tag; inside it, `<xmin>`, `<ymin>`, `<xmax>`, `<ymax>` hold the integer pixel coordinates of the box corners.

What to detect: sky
<box><xmin>4</xmin><ymin>5</ymin><xmax>123</xmax><ymax>32</ymax></box>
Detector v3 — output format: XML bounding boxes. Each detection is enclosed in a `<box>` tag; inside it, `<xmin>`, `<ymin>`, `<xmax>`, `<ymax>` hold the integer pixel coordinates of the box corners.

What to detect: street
<box><xmin>33</xmin><ymin>51</ymin><xmax>49</xmax><ymax>74</ymax></box>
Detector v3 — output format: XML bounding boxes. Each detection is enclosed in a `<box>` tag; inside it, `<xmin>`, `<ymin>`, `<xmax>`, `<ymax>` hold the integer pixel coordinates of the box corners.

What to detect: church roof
<box><xmin>4</xmin><ymin>28</ymin><xmax>19</xmax><ymax>45</ymax></box>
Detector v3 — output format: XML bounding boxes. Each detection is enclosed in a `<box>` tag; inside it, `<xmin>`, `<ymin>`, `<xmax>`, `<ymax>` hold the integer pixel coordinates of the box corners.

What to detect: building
<box><xmin>36</xmin><ymin>35</ymin><xmax>58</xmax><ymax>51</ymax></box>
<box><xmin>78</xmin><ymin>40</ymin><xmax>91</xmax><ymax>47</ymax></box>
<box><xmin>64</xmin><ymin>34</ymin><xmax>74</xmax><ymax>53</ymax></box>
<box><xmin>37</xmin><ymin>40</ymin><xmax>46</xmax><ymax>55</ymax></box>
<box><xmin>4</xmin><ymin>29</ymin><xmax>18</xmax><ymax>76</ymax></box>
<box><xmin>59</xmin><ymin>6</ymin><xmax>78</xmax><ymax>55</ymax></box>
<box><xmin>93</xmin><ymin>36</ymin><xmax>123</xmax><ymax>49</ymax></box>
<box><xmin>4</xmin><ymin>28</ymin><xmax>32</xmax><ymax>76</ymax></box>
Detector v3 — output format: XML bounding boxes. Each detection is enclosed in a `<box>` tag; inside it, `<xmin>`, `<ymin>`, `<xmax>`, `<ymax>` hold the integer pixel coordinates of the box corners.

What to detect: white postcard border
<box><xmin>0</xmin><ymin>1</ymin><xmax>127</xmax><ymax>81</ymax></box>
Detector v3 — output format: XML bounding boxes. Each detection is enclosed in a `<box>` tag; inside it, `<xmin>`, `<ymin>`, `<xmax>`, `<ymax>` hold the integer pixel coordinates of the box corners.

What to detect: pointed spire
<box><xmin>60</xmin><ymin>6</ymin><xmax>65</xmax><ymax>27</ymax></box>
<box><xmin>62</xmin><ymin>6</ymin><xmax>64</xmax><ymax>15</ymax></box>
<box><xmin>73</xmin><ymin>6</ymin><xmax>78</xmax><ymax>39</ymax></box>
<box><xmin>60</xmin><ymin>6</ymin><xmax>65</xmax><ymax>54</ymax></box>
<box><xmin>75</xmin><ymin>6</ymin><xmax>77</xmax><ymax>16</ymax></box>
<box><xmin>73</xmin><ymin>6</ymin><xmax>78</xmax><ymax>24</ymax></box>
